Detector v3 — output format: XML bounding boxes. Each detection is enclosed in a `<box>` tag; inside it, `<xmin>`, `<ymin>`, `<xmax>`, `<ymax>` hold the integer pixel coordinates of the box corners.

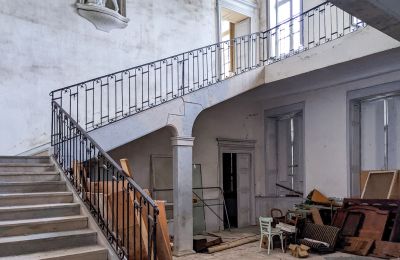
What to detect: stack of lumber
<box><xmin>74</xmin><ymin>159</ymin><xmax>172</xmax><ymax>260</ymax></box>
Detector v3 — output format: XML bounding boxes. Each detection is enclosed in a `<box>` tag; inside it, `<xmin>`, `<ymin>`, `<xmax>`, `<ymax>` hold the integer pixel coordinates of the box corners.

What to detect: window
<box><xmin>350</xmin><ymin>94</ymin><xmax>400</xmax><ymax>196</ymax></box>
<box><xmin>269</xmin><ymin>0</ymin><xmax>302</xmax><ymax>57</ymax></box>
<box><xmin>360</xmin><ymin>96</ymin><xmax>400</xmax><ymax>171</ymax></box>
<box><xmin>265</xmin><ymin>109</ymin><xmax>304</xmax><ymax>196</ymax></box>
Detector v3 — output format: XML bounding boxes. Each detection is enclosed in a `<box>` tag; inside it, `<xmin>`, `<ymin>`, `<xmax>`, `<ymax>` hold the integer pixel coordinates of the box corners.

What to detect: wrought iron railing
<box><xmin>50</xmin><ymin>2</ymin><xmax>365</xmax><ymax>132</ymax></box>
<box><xmin>51</xmin><ymin>101</ymin><xmax>158</xmax><ymax>259</ymax></box>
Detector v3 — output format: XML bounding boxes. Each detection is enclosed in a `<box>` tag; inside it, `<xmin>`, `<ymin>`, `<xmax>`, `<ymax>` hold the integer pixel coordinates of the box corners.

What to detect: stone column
<box><xmin>171</xmin><ymin>136</ymin><xmax>195</xmax><ymax>256</ymax></box>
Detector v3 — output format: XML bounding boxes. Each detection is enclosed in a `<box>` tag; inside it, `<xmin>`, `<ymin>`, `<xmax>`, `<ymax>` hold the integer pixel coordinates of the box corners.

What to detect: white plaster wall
<box><xmin>108</xmin><ymin>50</ymin><xmax>400</xmax><ymax>230</ymax></box>
<box><xmin>0</xmin><ymin>0</ymin><xmax>217</xmax><ymax>155</ymax></box>
<box><xmin>108</xmin><ymin>126</ymin><xmax>173</xmax><ymax>189</ymax></box>
<box><xmin>256</xmin><ymin>48</ymin><xmax>400</xmax><ymax>198</ymax></box>
<box><xmin>192</xmin><ymin>96</ymin><xmax>264</xmax><ymax>231</ymax></box>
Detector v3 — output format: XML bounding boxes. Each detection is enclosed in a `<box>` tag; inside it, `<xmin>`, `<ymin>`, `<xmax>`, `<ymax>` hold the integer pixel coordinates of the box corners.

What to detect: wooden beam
<box><xmin>155</xmin><ymin>200</ymin><xmax>172</xmax><ymax>260</ymax></box>
<box><xmin>120</xmin><ymin>158</ymin><xmax>133</xmax><ymax>178</ymax></box>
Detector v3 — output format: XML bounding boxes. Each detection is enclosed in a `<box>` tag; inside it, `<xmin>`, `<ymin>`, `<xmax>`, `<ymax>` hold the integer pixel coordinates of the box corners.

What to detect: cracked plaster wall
<box><xmin>0</xmin><ymin>0</ymin><xmax>217</xmax><ymax>155</ymax></box>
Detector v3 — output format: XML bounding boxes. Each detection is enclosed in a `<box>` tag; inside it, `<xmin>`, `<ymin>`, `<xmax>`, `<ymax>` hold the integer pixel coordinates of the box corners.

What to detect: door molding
<box><xmin>217</xmin><ymin>138</ymin><xmax>256</xmax><ymax>227</ymax></box>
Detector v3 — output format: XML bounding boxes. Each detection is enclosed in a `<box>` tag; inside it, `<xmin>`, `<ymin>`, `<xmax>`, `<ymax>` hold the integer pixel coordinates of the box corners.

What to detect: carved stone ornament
<box><xmin>76</xmin><ymin>0</ymin><xmax>129</xmax><ymax>32</ymax></box>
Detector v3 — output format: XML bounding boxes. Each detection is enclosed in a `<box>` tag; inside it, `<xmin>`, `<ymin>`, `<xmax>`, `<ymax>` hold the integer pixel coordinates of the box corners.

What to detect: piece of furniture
<box><xmin>271</xmin><ymin>208</ymin><xmax>286</xmax><ymax>225</ymax></box>
<box><xmin>298</xmin><ymin>223</ymin><xmax>340</xmax><ymax>253</ymax></box>
<box><xmin>361</xmin><ymin>170</ymin><xmax>400</xmax><ymax>199</ymax></box>
<box><xmin>338</xmin><ymin>198</ymin><xmax>400</xmax><ymax>242</ymax></box>
<box><xmin>259</xmin><ymin>217</ymin><xmax>284</xmax><ymax>255</ymax></box>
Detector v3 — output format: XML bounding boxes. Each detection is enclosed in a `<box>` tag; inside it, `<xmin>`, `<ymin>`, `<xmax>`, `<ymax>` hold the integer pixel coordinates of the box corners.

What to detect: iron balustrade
<box><xmin>51</xmin><ymin>101</ymin><xmax>158</xmax><ymax>260</ymax></box>
<box><xmin>50</xmin><ymin>2</ymin><xmax>365</xmax><ymax>132</ymax></box>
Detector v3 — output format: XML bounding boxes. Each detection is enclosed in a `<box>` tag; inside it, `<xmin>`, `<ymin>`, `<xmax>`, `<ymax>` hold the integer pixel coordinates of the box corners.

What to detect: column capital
<box><xmin>170</xmin><ymin>136</ymin><xmax>195</xmax><ymax>147</ymax></box>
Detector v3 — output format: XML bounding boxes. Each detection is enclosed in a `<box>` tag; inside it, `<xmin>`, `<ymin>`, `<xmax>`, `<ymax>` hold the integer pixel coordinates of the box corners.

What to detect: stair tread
<box><xmin>0</xmin><ymin>172</ymin><xmax>59</xmax><ymax>175</ymax></box>
<box><xmin>0</xmin><ymin>163</ymin><xmax>54</xmax><ymax>167</ymax></box>
<box><xmin>3</xmin><ymin>245</ymin><xmax>107</xmax><ymax>260</ymax></box>
<box><xmin>0</xmin><ymin>203</ymin><xmax>79</xmax><ymax>211</ymax></box>
<box><xmin>0</xmin><ymin>229</ymin><xmax>96</xmax><ymax>243</ymax></box>
<box><xmin>0</xmin><ymin>181</ymin><xmax>65</xmax><ymax>186</ymax></box>
<box><xmin>0</xmin><ymin>215</ymin><xmax>87</xmax><ymax>226</ymax></box>
<box><xmin>0</xmin><ymin>192</ymin><xmax>72</xmax><ymax>198</ymax></box>
<box><xmin>0</xmin><ymin>156</ymin><xmax>49</xmax><ymax>159</ymax></box>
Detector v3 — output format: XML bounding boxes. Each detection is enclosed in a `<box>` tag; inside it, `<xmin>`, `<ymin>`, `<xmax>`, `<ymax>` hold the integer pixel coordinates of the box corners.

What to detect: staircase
<box><xmin>0</xmin><ymin>156</ymin><xmax>108</xmax><ymax>259</ymax></box>
<box><xmin>46</xmin><ymin>2</ymin><xmax>368</xmax><ymax>258</ymax></box>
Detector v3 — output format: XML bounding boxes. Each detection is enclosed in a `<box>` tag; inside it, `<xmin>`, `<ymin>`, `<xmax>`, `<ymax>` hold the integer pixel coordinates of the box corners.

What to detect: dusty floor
<box><xmin>177</xmin><ymin>241</ymin><xmax>378</xmax><ymax>259</ymax></box>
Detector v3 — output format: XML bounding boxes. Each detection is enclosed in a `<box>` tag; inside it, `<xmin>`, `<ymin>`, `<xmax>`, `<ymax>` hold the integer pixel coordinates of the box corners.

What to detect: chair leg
<box><xmin>267</xmin><ymin>235</ymin><xmax>271</xmax><ymax>255</ymax></box>
<box><xmin>280</xmin><ymin>234</ymin><xmax>285</xmax><ymax>253</ymax></box>
<box><xmin>260</xmin><ymin>234</ymin><xmax>263</xmax><ymax>249</ymax></box>
<box><xmin>270</xmin><ymin>235</ymin><xmax>274</xmax><ymax>252</ymax></box>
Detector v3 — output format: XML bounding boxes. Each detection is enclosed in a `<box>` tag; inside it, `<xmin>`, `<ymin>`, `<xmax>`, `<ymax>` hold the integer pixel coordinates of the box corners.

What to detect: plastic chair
<box><xmin>259</xmin><ymin>216</ymin><xmax>285</xmax><ymax>254</ymax></box>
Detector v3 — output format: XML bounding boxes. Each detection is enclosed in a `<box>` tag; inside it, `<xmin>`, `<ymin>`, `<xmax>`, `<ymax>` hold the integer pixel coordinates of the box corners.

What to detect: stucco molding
<box><xmin>76</xmin><ymin>3</ymin><xmax>129</xmax><ymax>32</ymax></box>
<box><xmin>216</xmin><ymin>138</ymin><xmax>256</xmax><ymax>150</ymax></box>
<box><xmin>171</xmin><ymin>136</ymin><xmax>195</xmax><ymax>147</ymax></box>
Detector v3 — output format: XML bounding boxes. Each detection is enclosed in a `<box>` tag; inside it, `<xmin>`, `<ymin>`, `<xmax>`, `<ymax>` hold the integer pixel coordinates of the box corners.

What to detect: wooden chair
<box><xmin>259</xmin><ymin>217</ymin><xmax>285</xmax><ymax>255</ymax></box>
<box><xmin>271</xmin><ymin>208</ymin><xmax>286</xmax><ymax>225</ymax></box>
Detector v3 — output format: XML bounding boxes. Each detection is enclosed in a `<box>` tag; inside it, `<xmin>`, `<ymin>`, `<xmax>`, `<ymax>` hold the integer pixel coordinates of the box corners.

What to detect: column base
<box><xmin>173</xmin><ymin>249</ymin><xmax>196</xmax><ymax>257</ymax></box>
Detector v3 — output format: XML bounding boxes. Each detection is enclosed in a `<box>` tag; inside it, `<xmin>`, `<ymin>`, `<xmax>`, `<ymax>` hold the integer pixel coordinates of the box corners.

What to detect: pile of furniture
<box><xmin>333</xmin><ymin>198</ymin><xmax>400</xmax><ymax>258</ymax></box>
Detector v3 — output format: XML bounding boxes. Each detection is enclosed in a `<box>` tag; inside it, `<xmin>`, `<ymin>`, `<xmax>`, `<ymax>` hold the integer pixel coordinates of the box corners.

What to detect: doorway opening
<box><xmin>220</xmin><ymin>8</ymin><xmax>251</xmax><ymax>77</ymax></box>
<box><xmin>222</xmin><ymin>153</ymin><xmax>238</xmax><ymax>228</ymax></box>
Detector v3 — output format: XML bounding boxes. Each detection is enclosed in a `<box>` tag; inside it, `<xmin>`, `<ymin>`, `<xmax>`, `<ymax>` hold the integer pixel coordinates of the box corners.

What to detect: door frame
<box><xmin>217</xmin><ymin>0</ymin><xmax>257</xmax><ymax>42</ymax></box>
<box><xmin>217</xmin><ymin>138</ymin><xmax>256</xmax><ymax>227</ymax></box>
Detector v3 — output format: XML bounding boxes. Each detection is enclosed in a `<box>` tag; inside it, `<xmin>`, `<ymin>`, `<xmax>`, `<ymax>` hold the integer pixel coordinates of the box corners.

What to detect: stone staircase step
<box><xmin>0</xmin><ymin>156</ymin><xmax>50</xmax><ymax>164</ymax></box>
<box><xmin>0</xmin><ymin>181</ymin><xmax>66</xmax><ymax>193</ymax></box>
<box><xmin>0</xmin><ymin>192</ymin><xmax>73</xmax><ymax>206</ymax></box>
<box><xmin>2</xmin><ymin>245</ymin><xmax>108</xmax><ymax>260</ymax></box>
<box><xmin>0</xmin><ymin>216</ymin><xmax>88</xmax><ymax>237</ymax></box>
<box><xmin>0</xmin><ymin>156</ymin><xmax>109</xmax><ymax>258</ymax></box>
<box><xmin>0</xmin><ymin>229</ymin><xmax>97</xmax><ymax>257</ymax></box>
<box><xmin>0</xmin><ymin>203</ymin><xmax>81</xmax><ymax>221</ymax></box>
<box><xmin>0</xmin><ymin>163</ymin><xmax>55</xmax><ymax>173</ymax></box>
<box><xmin>0</xmin><ymin>172</ymin><xmax>60</xmax><ymax>182</ymax></box>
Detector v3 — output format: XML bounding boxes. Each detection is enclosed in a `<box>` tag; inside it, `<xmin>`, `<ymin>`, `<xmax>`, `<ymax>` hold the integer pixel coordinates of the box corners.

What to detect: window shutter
<box><xmin>361</xmin><ymin>99</ymin><xmax>385</xmax><ymax>170</ymax></box>
<box><xmin>293</xmin><ymin>114</ymin><xmax>303</xmax><ymax>192</ymax></box>
<box><xmin>265</xmin><ymin>118</ymin><xmax>278</xmax><ymax>196</ymax></box>
<box><xmin>388</xmin><ymin>96</ymin><xmax>400</xmax><ymax>169</ymax></box>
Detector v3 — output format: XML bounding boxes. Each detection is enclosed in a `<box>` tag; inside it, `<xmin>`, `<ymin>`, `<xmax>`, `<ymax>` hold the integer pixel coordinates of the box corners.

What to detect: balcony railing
<box><xmin>50</xmin><ymin>2</ymin><xmax>365</xmax><ymax>132</ymax></box>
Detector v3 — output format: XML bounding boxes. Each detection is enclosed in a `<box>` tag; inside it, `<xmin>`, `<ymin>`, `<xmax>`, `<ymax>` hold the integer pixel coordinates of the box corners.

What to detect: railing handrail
<box><xmin>268</xmin><ymin>1</ymin><xmax>329</xmax><ymax>31</ymax></box>
<box><xmin>49</xmin><ymin>1</ymin><xmax>332</xmax><ymax>96</ymax></box>
<box><xmin>52</xmin><ymin>101</ymin><xmax>158</xmax><ymax>208</ymax></box>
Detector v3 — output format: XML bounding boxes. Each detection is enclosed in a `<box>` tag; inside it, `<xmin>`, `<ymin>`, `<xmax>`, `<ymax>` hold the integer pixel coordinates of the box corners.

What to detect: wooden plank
<box><xmin>362</xmin><ymin>171</ymin><xmax>397</xmax><ymax>199</ymax></box>
<box><xmin>372</xmin><ymin>241</ymin><xmax>400</xmax><ymax>258</ymax></box>
<box><xmin>343</xmin><ymin>237</ymin><xmax>373</xmax><ymax>256</ymax></box>
<box><xmin>360</xmin><ymin>170</ymin><xmax>370</xmax><ymax>195</ymax></box>
<box><xmin>389</xmin><ymin>171</ymin><xmax>400</xmax><ymax>199</ymax></box>
<box><xmin>155</xmin><ymin>200</ymin><xmax>172</xmax><ymax>260</ymax></box>
<box><xmin>120</xmin><ymin>158</ymin><xmax>133</xmax><ymax>178</ymax></box>
<box><xmin>310</xmin><ymin>207</ymin><xmax>323</xmax><ymax>225</ymax></box>
<box><xmin>347</xmin><ymin>206</ymin><xmax>389</xmax><ymax>240</ymax></box>
<box><xmin>107</xmin><ymin>190</ymin><xmax>149</xmax><ymax>260</ymax></box>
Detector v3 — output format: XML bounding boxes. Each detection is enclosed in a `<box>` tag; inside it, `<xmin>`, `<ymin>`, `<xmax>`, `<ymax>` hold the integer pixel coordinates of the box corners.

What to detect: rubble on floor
<box><xmin>194</xmin><ymin>226</ymin><xmax>259</xmax><ymax>253</ymax></box>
